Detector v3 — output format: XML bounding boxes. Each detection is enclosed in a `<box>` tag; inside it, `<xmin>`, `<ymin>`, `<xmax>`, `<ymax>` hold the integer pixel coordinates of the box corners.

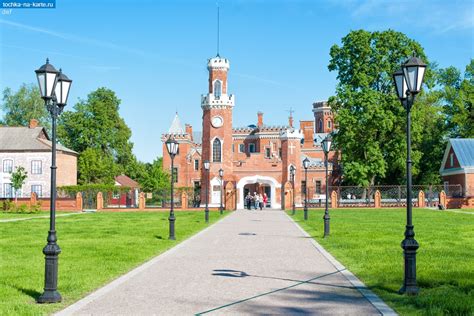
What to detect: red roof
<box><xmin>115</xmin><ymin>175</ymin><xmax>140</xmax><ymax>188</ymax></box>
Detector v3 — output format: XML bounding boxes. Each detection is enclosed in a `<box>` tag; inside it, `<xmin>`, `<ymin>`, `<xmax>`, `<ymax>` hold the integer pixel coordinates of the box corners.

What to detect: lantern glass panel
<box><xmin>36</xmin><ymin>73</ymin><xmax>46</xmax><ymax>97</ymax></box>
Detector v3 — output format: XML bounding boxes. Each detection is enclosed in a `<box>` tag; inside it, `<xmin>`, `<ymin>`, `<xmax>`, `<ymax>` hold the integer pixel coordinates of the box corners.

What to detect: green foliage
<box><xmin>291</xmin><ymin>208</ymin><xmax>474</xmax><ymax>315</ymax></box>
<box><xmin>10</xmin><ymin>166</ymin><xmax>28</xmax><ymax>201</ymax></box>
<box><xmin>59</xmin><ymin>184</ymin><xmax>130</xmax><ymax>196</ymax></box>
<box><xmin>57</xmin><ymin>87</ymin><xmax>136</xmax><ymax>184</ymax></box>
<box><xmin>0</xmin><ymin>200</ymin><xmax>41</xmax><ymax>214</ymax></box>
<box><xmin>328</xmin><ymin>29</ymin><xmax>436</xmax><ymax>186</ymax></box>
<box><xmin>138</xmin><ymin>158</ymin><xmax>170</xmax><ymax>193</ymax></box>
<box><xmin>77</xmin><ymin>148</ymin><xmax>119</xmax><ymax>185</ymax></box>
<box><xmin>1</xmin><ymin>83</ymin><xmax>50</xmax><ymax>130</ymax></box>
<box><xmin>439</xmin><ymin>59</ymin><xmax>474</xmax><ymax>138</ymax></box>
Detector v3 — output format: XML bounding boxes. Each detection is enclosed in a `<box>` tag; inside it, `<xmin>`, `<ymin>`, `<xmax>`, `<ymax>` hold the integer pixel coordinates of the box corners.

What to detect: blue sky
<box><xmin>0</xmin><ymin>0</ymin><xmax>472</xmax><ymax>162</ymax></box>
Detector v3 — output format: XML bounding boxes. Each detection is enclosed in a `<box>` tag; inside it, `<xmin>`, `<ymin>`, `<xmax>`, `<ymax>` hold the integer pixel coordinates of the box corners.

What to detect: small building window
<box><xmin>450</xmin><ymin>153</ymin><xmax>454</xmax><ymax>167</ymax></box>
<box><xmin>31</xmin><ymin>185</ymin><xmax>42</xmax><ymax>197</ymax></box>
<box><xmin>31</xmin><ymin>160</ymin><xmax>42</xmax><ymax>174</ymax></box>
<box><xmin>239</xmin><ymin>144</ymin><xmax>245</xmax><ymax>153</ymax></box>
<box><xmin>213</xmin><ymin>138</ymin><xmax>222</xmax><ymax>162</ymax></box>
<box><xmin>265</xmin><ymin>147</ymin><xmax>271</xmax><ymax>158</ymax></box>
<box><xmin>249</xmin><ymin>143</ymin><xmax>256</xmax><ymax>153</ymax></box>
<box><xmin>279</xmin><ymin>148</ymin><xmax>282</xmax><ymax>158</ymax></box>
<box><xmin>327</xmin><ymin>120</ymin><xmax>332</xmax><ymax>129</ymax></box>
<box><xmin>214</xmin><ymin>80</ymin><xmax>222</xmax><ymax>98</ymax></box>
<box><xmin>3</xmin><ymin>159</ymin><xmax>13</xmax><ymax>173</ymax></box>
<box><xmin>194</xmin><ymin>159</ymin><xmax>199</xmax><ymax>171</ymax></box>
<box><xmin>3</xmin><ymin>183</ymin><xmax>13</xmax><ymax>198</ymax></box>
<box><xmin>318</xmin><ymin>119</ymin><xmax>323</xmax><ymax>133</ymax></box>
<box><xmin>172</xmin><ymin>167</ymin><xmax>178</xmax><ymax>183</ymax></box>
<box><xmin>315</xmin><ymin>181</ymin><xmax>322</xmax><ymax>194</ymax></box>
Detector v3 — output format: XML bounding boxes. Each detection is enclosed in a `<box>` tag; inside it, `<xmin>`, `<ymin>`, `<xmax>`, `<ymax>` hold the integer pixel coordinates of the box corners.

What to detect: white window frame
<box><xmin>3</xmin><ymin>159</ymin><xmax>13</xmax><ymax>173</ymax></box>
<box><xmin>31</xmin><ymin>160</ymin><xmax>42</xmax><ymax>175</ymax></box>
<box><xmin>239</xmin><ymin>144</ymin><xmax>245</xmax><ymax>153</ymax></box>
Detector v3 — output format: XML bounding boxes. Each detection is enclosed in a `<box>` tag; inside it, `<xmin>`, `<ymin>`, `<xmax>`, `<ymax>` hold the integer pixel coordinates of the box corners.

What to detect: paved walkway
<box><xmin>57</xmin><ymin>210</ymin><xmax>394</xmax><ymax>316</ymax></box>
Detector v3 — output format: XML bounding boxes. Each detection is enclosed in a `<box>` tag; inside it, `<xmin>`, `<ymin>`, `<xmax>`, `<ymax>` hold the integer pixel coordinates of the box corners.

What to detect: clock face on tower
<box><xmin>211</xmin><ymin>116</ymin><xmax>223</xmax><ymax>128</ymax></box>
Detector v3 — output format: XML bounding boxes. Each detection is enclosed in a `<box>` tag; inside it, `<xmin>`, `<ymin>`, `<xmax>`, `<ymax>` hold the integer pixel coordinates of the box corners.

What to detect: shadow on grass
<box><xmin>14</xmin><ymin>285</ymin><xmax>42</xmax><ymax>300</ymax></box>
<box><xmin>154</xmin><ymin>235</ymin><xmax>163</xmax><ymax>240</ymax></box>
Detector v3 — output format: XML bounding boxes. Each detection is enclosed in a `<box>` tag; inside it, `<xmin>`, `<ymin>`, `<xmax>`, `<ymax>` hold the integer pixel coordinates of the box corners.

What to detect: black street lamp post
<box><xmin>303</xmin><ymin>158</ymin><xmax>310</xmax><ymax>220</ymax></box>
<box><xmin>204</xmin><ymin>160</ymin><xmax>210</xmax><ymax>223</ymax></box>
<box><xmin>322</xmin><ymin>136</ymin><xmax>332</xmax><ymax>238</ymax></box>
<box><xmin>290</xmin><ymin>165</ymin><xmax>296</xmax><ymax>215</ymax></box>
<box><xmin>166</xmin><ymin>137</ymin><xmax>179</xmax><ymax>240</ymax></box>
<box><xmin>36</xmin><ymin>59</ymin><xmax>72</xmax><ymax>304</ymax></box>
<box><xmin>392</xmin><ymin>54</ymin><xmax>426</xmax><ymax>295</ymax></box>
<box><xmin>219</xmin><ymin>168</ymin><xmax>224</xmax><ymax>214</ymax></box>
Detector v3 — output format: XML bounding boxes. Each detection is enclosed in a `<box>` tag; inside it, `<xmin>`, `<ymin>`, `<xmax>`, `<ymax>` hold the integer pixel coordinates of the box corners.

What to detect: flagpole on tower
<box><xmin>217</xmin><ymin>2</ymin><xmax>220</xmax><ymax>57</ymax></box>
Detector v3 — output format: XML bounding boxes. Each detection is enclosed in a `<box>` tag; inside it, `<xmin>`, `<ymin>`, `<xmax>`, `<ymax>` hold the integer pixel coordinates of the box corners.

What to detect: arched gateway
<box><xmin>236</xmin><ymin>175</ymin><xmax>281</xmax><ymax>209</ymax></box>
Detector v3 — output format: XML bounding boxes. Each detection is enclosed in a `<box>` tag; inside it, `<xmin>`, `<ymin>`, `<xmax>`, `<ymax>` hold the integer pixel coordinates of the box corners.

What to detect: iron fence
<box><xmin>327</xmin><ymin>184</ymin><xmax>462</xmax><ymax>208</ymax></box>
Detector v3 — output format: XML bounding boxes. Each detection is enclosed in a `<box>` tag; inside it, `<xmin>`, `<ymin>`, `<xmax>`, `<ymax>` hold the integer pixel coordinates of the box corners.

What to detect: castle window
<box><xmin>213</xmin><ymin>138</ymin><xmax>222</xmax><ymax>162</ymax></box>
<box><xmin>194</xmin><ymin>159</ymin><xmax>199</xmax><ymax>171</ymax></box>
<box><xmin>172</xmin><ymin>167</ymin><xmax>178</xmax><ymax>183</ymax></box>
<box><xmin>249</xmin><ymin>143</ymin><xmax>256</xmax><ymax>153</ymax></box>
<box><xmin>214</xmin><ymin>80</ymin><xmax>222</xmax><ymax>98</ymax></box>
<box><xmin>315</xmin><ymin>181</ymin><xmax>322</xmax><ymax>194</ymax></box>
<box><xmin>318</xmin><ymin>119</ymin><xmax>323</xmax><ymax>133</ymax></box>
<box><xmin>327</xmin><ymin>120</ymin><xmax>332</xmax><ymax>129</ymax></box>
<box><xmin>239</xmin><ymin>144</ymin><xmax>245</xmax><ymax>153</ymax></box>
<box><xmin>265</xmin><ymin>147</ymin><xmax>271</xmax><ymax>158</ymax></box>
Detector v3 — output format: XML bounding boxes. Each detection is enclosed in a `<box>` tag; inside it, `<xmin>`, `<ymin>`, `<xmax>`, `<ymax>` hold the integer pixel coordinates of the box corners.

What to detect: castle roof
<box><xmin>168</xmin><ymin>113</ymin><xmax>185</xmax><ymax>135</ymax></box>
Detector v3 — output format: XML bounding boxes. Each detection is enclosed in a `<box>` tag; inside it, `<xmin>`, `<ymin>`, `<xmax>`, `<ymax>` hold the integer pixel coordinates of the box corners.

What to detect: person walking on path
<box><xmin>253</xmin><ymin>192</ymin><xmax>259</xmax><ymax>210</ymax></box>
<box><xmin>258</xmin><ymin>193</ymin><xmax>264</xmax><ymax>210</ymax></box>
<box><xmin>245</xmin><ymin>192</ymin><xmax>252</xmax><ymax>210</ymax></box>
<box><xmin>263</xmin><ymin>193</ymin><xmax>268</xmax><ymax>209</ymax></box>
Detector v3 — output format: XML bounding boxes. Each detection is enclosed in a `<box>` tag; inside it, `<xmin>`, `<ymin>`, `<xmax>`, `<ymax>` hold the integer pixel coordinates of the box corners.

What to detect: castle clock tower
<box><xmin>201</xmin><ymin>56</ymin><xmax>234</xmax><ymax>205</ymax></box>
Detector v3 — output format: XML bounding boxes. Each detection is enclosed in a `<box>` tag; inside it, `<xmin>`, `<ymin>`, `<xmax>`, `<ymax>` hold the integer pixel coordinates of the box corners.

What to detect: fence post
<box><xmin>30</xmin><ymin>191</ymin><xmax>37</xmax><ymax>207</ymax></box>
<box><xmin>138</xmin><ymin>192</ymin><xmax>145</xmax><ymax>210</ymax></box>
<box><xmin>439</xmin><ymin>190</ymin><xmax>447</xmax><ymax>209</ymax></box>
<box><xmin>331</xmin><ymin>190</ymin><xmax>338</xmax><ymax>208</ymax></box>
<box><xmin>181</xmin><ymin>192</ymin><xmax>187</xmax><ymax>209</ymax></box>
<box><xmin>76</xmin><ymin>192</ymin><xmax>83</xmax><ymax>211</ymax></box>
<box><xmin>374</xmin><ymin>190</ymin><xmax>381</xmax><ymax>208</ymax></box>
<box><xmin>418</xmin><ymin>191</ymin><xmax>425</xmax><ymax>208</ymax></box>
<box><xmin>97</xmin><ymin>192</ymin><xmax>103</xmax><ymax>210</ymax></box>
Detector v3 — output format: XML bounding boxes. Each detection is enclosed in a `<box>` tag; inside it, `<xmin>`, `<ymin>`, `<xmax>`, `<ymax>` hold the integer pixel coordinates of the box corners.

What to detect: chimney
<box><xmin>29</xmin><ymin>119</ymin><xmax>39</xmax><ymax>129</ymax></box>
<box><xmin>185</xmin><ymin>124</ymin><xmax>193</xmax><ymax>141</ymax></box>
<box><xmin>289</xmin><ymin>116</ymin><xmax>293</xmax><ymax>128</ymax></box>
<box><xmin>257</xmin><ymin>112</ymin><xmax>264</xmax><ymax>128</ymax></box>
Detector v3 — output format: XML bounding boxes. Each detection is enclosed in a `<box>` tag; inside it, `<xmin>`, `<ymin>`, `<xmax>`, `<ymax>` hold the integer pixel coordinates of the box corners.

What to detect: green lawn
<box><xmin>289</xmin><ymin>208</ymin><xmax>474</xmax><ymax>316</ymax></box>
<box><xmin>0</xmin><ymin>211</ymin><xmax>77</xmax><ymax>220</ymax></box>
<box><xmin>0</xmin><ymin>211</ymin><xmax>228</xmax><ymax>315</ymax></box>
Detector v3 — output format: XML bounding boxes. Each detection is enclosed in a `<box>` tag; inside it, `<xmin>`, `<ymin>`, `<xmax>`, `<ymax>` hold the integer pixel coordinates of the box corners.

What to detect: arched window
<box><xmin>213</xmin><ymin>138</ymin><xmax>222</xmax><ymax>162</ymax></box>
<box><xmin>214</xmin><ymin>80</ymin><xmax>222</xmax><ymax>98</ymax></box>
<box><xmin>327</xmin><ymin>120</ymin><xmax>332</xmax><ymax>129</ymax></box>
<box><xmin>318</xmin><ymin>119</ymin><xmax>323</xmax><ymax>132</ymax></box>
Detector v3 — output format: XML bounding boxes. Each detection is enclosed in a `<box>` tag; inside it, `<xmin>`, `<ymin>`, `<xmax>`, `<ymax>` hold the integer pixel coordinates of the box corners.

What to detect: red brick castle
<box><xmin>162</xmin><ymin>55</ymin><xmax>338</xmax><ymax>209</ymax></box>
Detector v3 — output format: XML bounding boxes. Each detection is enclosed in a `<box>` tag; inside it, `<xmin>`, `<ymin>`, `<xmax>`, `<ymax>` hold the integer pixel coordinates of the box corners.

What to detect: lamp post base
<box><xmin>400</xmin><ymin>232</ymin><xmax>419</xmax><ymax>295</ymax></box>
<box><xmin>37</xmin><ymin>290</ymin><xmax>62</xmax><ymax>304</ymax></box>
<box><xmin>304</xmin><ymin>208</ymin><xmax>308</xmax><ymax>220</ymax></box>
<box><xmin>37</xmin><ymin>241</ymin><xmax>61</xmax><ymax>304</ymax></box>
<box><xmin>168</xmin><ymin>216</ymin><xmax>176</xmax><ymax>240</ymax></box>
<box><xmin>323</xmin><ymin>214</ymin><xmax>330</xmax><ymax>238</ymax></box>
<box><xmin>205</xmin><ymin>209</ymin><xmax>209</xmax><ymax>223</ymax></box>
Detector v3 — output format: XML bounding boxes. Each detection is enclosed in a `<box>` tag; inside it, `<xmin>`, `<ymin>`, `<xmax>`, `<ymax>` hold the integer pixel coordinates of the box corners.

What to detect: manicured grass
<box><xmin>0</xmin><ymin>211</ymin><xmax>77</xmax><ymax>220</ymax></box>
<box><xmin>0</xmin><ymin>211</ymin><xmax>228</xmax><ymax>315</ymax></box>
<box><xmin>289</xmin><ymin>208</ymin><xmax>474</xmax><ymax>316</ymax></box>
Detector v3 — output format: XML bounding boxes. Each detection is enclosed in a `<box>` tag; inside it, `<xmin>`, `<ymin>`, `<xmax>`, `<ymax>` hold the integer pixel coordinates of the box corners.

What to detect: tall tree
<box><xmin>1</xmin><ymin>83</ymin><xmax>50</xmax><ymax>129</ymax></box>
<box><xmin>77</xmin><ymin>148</ymin><xmax>118</xmax><ymax>185</ymax></box>
<box><xmin>11</xmin><ymin>166</ymin><xmax>28</xmax><ymax>203</ymax></box>
<box><xmin>139</xmin><ymin>158</ymin><xmax>170</xmax><ymax>193</ymax></box>
<box><xmin>440</xmin><ymin>60</ymin><xmax>474</xmax><ymax>138</ymax></box>
<box><xmin>328</xmin><ymin>29</ymin><xmax>430</xmax><ymax>186</ymax></box>
<box><xmin>58</xmin><ymin>87</ymin><xmax>136</xmax><ymax>184</ymax></box>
